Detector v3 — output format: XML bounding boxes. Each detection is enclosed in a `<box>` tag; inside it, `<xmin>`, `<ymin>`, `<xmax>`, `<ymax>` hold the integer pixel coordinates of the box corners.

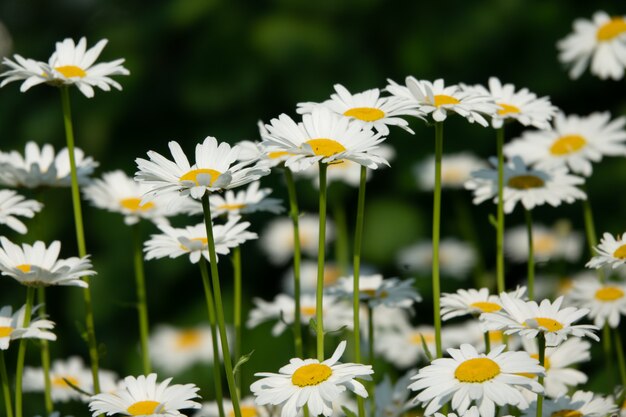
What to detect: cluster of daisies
<box><xmin>0</xmin><ymin>8</ymin><xmax>625</xmax><ymax>417</ymax></box>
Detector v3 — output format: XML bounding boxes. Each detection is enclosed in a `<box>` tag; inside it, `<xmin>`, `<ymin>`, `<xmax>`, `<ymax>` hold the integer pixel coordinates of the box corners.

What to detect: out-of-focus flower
<box><xmin>504</xmin><ymin>221</ymin><xmax>583</xmax><ymax>263</ymax></box>
<box><xmin>396</xmin><ymin>238</ymin><xmax>476</xmax><ymax>279</ymax></box>
<box><xmin>415</xmin><ymin>153</ymin><xmax>486</xmax><ymax>190</ymax></box>
<box><xmin>0</xmin><ymin>189</ymin><xmax>42</xmax><ymax>234</ymax></box>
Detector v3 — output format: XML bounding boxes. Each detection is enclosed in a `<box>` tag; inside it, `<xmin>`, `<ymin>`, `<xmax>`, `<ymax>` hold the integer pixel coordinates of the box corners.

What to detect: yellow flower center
<box><xmin>219</xmin><ymin>203</ymin><xmax>246</xmax><ymax>211</ymax></box>
<box><xmin>597</xmin><ymin>18</ymin><xmax>626</xmax><ymax>41</ymax></box>
<box><xmin>613</xmin><ymin>244</ymin><xmax>626</xmax><ymax>259</ymax></box>
<box><xmin>127</xmin><ymin>400</ymin><xmax>161</xmax><ymax>416</ymax></box>
<box><xmin>454</xmin><ymin>357</ymin><xmax>501</xmax><ymax>382</ymax></box>
<box><xmin>551</xmin><ymin>410</ymin><xmax>582</xmax><ymax>417</ymax></box>
<box><xmin>470</xmin><ymin>301</ymin><xmax>502</xmax><ymax>313</ymax></box>
<box><xmin>291</xmin><ymin>363</ymin><xmax>332</xmax><ymax>387</ymax></box>
<box><xmin>534</xmin><ymin>235</ymin><xmax>557</xmax><ymax>254</ymax></box>
<box><xmin>550</xmin><ymin>135</ymin><xmax>587</xmax><ymax>156</ymax></box>
<box><xmin>410</xmin><ymin>332</ymin><xmax>435</xmax><ymax>345</ymax></box>
<box><xmin>301</xmin><ymin>306</ymin><xmax>316</xmax><ymax>316</ymax></box>
<box><xmin>528</xmin><ymin>317</ymin><xmax>564</xmax><ymax>331</ymax></box>
<box><xmin>595</xmin><ymin>286</ymin><xmax>625</xmax><ymax>301</ymax></box>
<box><xmin>343</xmin><ymin>107</ymin><xmax>386</xmax><ymax>122</ymax></box>
<box><xmin>268</xmin><ymin>151</ymin><xmax>290</xmax><ymax>159</ymax></box>
<box><xmin>179</xmin><ymin>169</ymin><xmax>221</xmax><ymax>186</ymax></box>
<box><xmin>323</xmin><ymin>266</ymin><xmax>341</xmax><ymax>285</ymax></box>
<box><xmin>176</xmin><ymin>329</ymin><xmax>203</xmax><ymax>349</ymax></box>
<box><xmin>557</xmin><ymin>277</ymin><xmax>574</xmax><ymax>294</ymax></box>
<box><xmin>52</xmin><ymin>376</ymin><xmax>79</xmax><ymax>388</ymax></box>
<box><xmin>507</xmin><ymin>175</ymin><xmax>545</xmax><ymax>189</ymax></box>
<box><xmin>306</xmin><ymin>139</ymin><xmax>347</xmax><ymax>158</ymax></box>
<box><xmin>120</xmin><ymin>198</ymin><xmax>155</xmax><ymax>212</ymax></box>
<box><xmin>229</xmin><ymin>406</ymin><xmax>258</xmax><ymax>417</ymax></box>
<box><xmin>0</xmin><ymin>327</ymin><xmax>13</xmax><ymax>338</ymax></box>
<box><xmin>488</xmin><ymin>331</ymin><xmax>504</xmax><ymax>343</ymax></box>
<box><xmin>433</xmin><ymin>95</ymin><xmax>460</xmax><ymax>107</ymax></box>
<box><xmin>55</xmin><ymin>65</ymin><xmax>87</xmax><ymax>78</ymax></box>
<box><xmin>497</xmin><ymin>103</ymin><xmax>521</xmax><ymax>116</ymax></box>
<box><xmin>442</xmin><ymin>167</ymin><xmax>465</xmax><ymax>184</ymax></box>
<box><xmin>16</xmin><ymin>264</ymin><xmax>31</xmax><ymax>273</ymax></box>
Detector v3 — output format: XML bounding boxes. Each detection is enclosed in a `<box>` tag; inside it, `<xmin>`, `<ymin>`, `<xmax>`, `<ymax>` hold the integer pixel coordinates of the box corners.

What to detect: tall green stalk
<box><xmin>14</xmin><ymin>287</ymin><xmax>35</xmax><ymax>417</ymax></box>
<box><xmin>37</xmin><ymin>288</ymin><xmax>53</xmax><ymax>414</ymax></box>
<box><xmin>581</xmin><ymin>186</ymin><xmax>605</xmax><ymax>283</ymax></box>
<box><xmin>60</xmin><ymin>86</ymin><xmax>100</xmax><ymax>392</ymax></box>
<box><xmin>201</xmin><ymin>194</ymin><xmax>241</xmax><ymax>417</ymax></box>
<box><xmin>524</xmin><ymin>209</ymin><xmax>535</xmax><ymax>300</ymax></box>
<box><xmin>483</xmin><ymin>331</ymin><xmax>491</xmax><ymax>354</ymax></box>
<box><xmin>316</xmin><ymin>162</ymin><xmax>328</xmax><ymax>361</ymax></box>
<box><xmin>353</xmin><ymin>166</ymin><xmax>367</xmax><ymax>417</ymax></box>
<box><xmin>496</xmin><ymin>126</ymin><xmax>506</xmax><ymax>294</ymax></box>
<box><xmin>232</xmin><ymin>245</ymin><xmax>242</xmax><ymax>392</ymax></box>
<box><xmin>132</xmin><ymin>223</ymin><xmax>151</xmax><ymax>374</ymax></box>
<box><xmin>535</xmin><ymin>334</ymin><xmax>546</xmax><ymax>417</ymax></box>
<box><xmin>0</xmin><ymin>351</ymin><xmax>13</xmax><ymax>417</ymax></box>
<box><xmin>432</xmin><ymin>122</ymin><xmax>444</xmax><ymax>358</ymax></box>
<box><xmin>614</xmin><ymin>329</ymin><xmax>626</xmax><ymax>400</ymax></box>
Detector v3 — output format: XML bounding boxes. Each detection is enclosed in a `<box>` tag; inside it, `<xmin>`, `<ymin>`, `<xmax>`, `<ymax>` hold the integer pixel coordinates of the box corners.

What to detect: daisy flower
<box><xmin>408</xmin><ymin>343</ymin><xmax>544</xmax><ymax>417</ymax></box>
<box><xmin>415</xmin><ymin>153</ymin><xmax>486</xmax><ymax>191</ymax></box>
<box><xmin>144</xmin><ymin>216</ymin><xmax>257</xmax><ymax>264</ymax></box>
<box><xmin>586</xmin><ymin>231</ymin><xmax>626</xmax><ymax>269</ymax></box>
<box><xmin>386</xmin><ymin>77</ymin><xmax>497</xmax><ymax>126</ymax></box>
<box><xmin>135</xmin><ymin>136</ymin><xmax>270</xmax><ymax>201</ymax></box>
<box><xmin>440</xmin><ymin>287</ymin><xmax>527</xmax><ymax>321</ymax></box>
<box><xmin>522</xmin><ymin>391</ymin><xmax>617</xmax><ymax>417</ymax></box>
<box><xmin>396</xmin><ymin>238</ymin><xmax>476</xmax><ymax>279</ymax></box>
<box><xmin>0</xmin><ymin>304</ymin><xmax>56</xmax><ymax>350</ymax></box>
<box><xmin>281</xmin><ymin>261</ymin><xmax>342</xmax><ymax>295</ymax></box>
<box><xmin>504</xmin><ymin>112</ymin><xmax>626</xmax><ymax>177</ymax></box>
<box><xmin>557</xmin><ymin>11</ymin><xmax>626</xmax><ymax>80</ymax></box>
<box><xmin>567</xmin><ymin>277</ymin><xmax>626</xmax><ymax>328</ymax></box>
<box><xmin>89</xmin><ymin>373</ymin><xmax>201</xmax><ymax>416</ymax></box>
<box><xmin>465</xmin><ymin>156</ymin><xmax>586</xmax><ymax>214</ymax></box>
<box><xmin>327</xmin><ymin>274</ymin><xmax>422</xmax><ymax>308</ymax></box>
<box><xmin>296</xmin><ymin>83</ymin><xmax>423</xmax><ymax>135</ymax></box>
<box><xmin>195</xmin><ymin>396</ymin><xmax>269</xmax><ymax>417</ymax></box>
<box><xmin>209</xmin><ymin>181</ymin><xmax>284</xmax><ymax>218</ymax></box>
<box><xmin>480</xmin><ymin>293</ymin><xmax>599</xmax><ymax>346</ymax></box>
<box><xmin>0</xmin><ymin>54</ymin><xmax>48</xmax><ymax>92</ymax></box>
<box><xmin>251</xmin><ymin>340</ymin><xmax>373</xmax><ymax>417</ymax></box>
<box><xmin>0</xmin><ymin>237</ymin><xmax>95</xmax><ymax>288</ymax></box>
<box><xmin>261</xmin><ymin>107</ymin><xmax>388</xmax><ymax>172</ymax></box>
<box><xmin>0</xmin><ymin>189</ymin><xmax>42</xmax><ymax>234</ymax></box>
<box><xmin>462</xmin><ymin>77</ymin><xmax>558</xmax><ymax>129</ymax></box>
<box><xmin>504</xmin><ymin>221</ymin><xmax>583</xmax><ymax>263</ymax></box>
<box><xmin>235</xmin><ymin>138</ymin><xmax>291</xmax><ymax>169</ymax></box>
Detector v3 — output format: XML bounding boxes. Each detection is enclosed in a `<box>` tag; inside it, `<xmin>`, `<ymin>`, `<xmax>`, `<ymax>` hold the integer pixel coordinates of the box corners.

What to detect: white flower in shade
<box><xmin>462</xmin><ymin>77</ymin><xmax>558</xmax><ymax>129</ymax></box>
<box><xmin>259</xmin><ymin>215</ymin><xmax>335</xmax><ymax>265</ymax></box>
<box><xmin>480</xmin><ymin>293</ymin><xmax>599</xmax><ymax>346</ymax></box>
<box><xmin>567</xmin><ymin>277</ymin><xmax>626</xmax><ymax>328</ymax></box>
<box><xmin>251</xmin><ymin>340</ymin><xmax>373</xmax><ymax>417</ymax></box>
<box><xmin>375</xmin><ymin>371</ymin><xmax>416</xmax><ymax>417</ymax></box>
<box><xmin>135</xmin><ymin>137</ymin><xmax>270</xmax><ymax>201</ymax></box>
<box><xmin>281</xmin><ymin>260</ymin><xmax>342</xmax><ymax>295</ymax></box>
<box><xmin>144</xmin><ymin>217</ymin><xmax>257</xmax><ymax>264</ymax></box>
<box><xmin>0</xmin><ymin>304</ymin><xmax>56</xmax><ymax>350</ymax></box>
<box><xmin>533</xmin><ymin>273</ymin><xmax>584</xmax><ymax>301</ymax></box>
<box><xmin>195</xmin><ymin>396</ymin><xmax>269</xmax><ymax>417</ymax></box>
<box><xmin>415</xmin><ymin>153</ymin><xmax>486</xmax><ymax>191</ymax></box>
<box><xmin>371</xmin><ymin>305</ymin><xmax>413</xmax><ymax>336</ymax></box>
<box><xmin>522</xmin><ymin>391</ymin><xmax>617</xmax><ymax>417</ymax></box>
<box><xmin>386</xmin><ymin>77</ymin><xmax>497</xmax><ymax>126</ymax></box>
<box><xmin>586</xmin><ymin>231</ymin><xmax>626</xmax><ymax>269</ymax></box>
<box><xmin>0</xmin><ymin>141</ymin><xmax>98</xmax><ymax>188</ymax></box>
<box><xmin>327</xmin><ymin>274</ymin><xmax>421</xmax><ymax>308</ymax></box>
<box><xmin>246</xmin><ymin>294</ymin><xmax>353</xmax><ymax>336</ymax></box>
<box><xmin>296</xmin><ymin>83</ymin><xmax>423</xmax><ymax>135</ymax></box>
<box><xmin>408</xmin><ymin>344</ymin><xmax>544</xmax><ymax>417</ymax></box>
<box><xmin>465</xmin><ymin>156</ymin><xmax>586</xmax><ymax>214</ymax></box>
<box><xmin>440</xmin><ymin>287</ymin><xmax>527</xmax><ymax>322</ymax></box>
<box><xmin>558</xmin><ymin>11</ymin><xmax>626</xmax><ymax>80</ymax></box>
<box><xmin>520</xmin><ymin>336</ymin><xmax>590</xmax><ymax>398</ymax></box>
<box><xmin>396</xmin><ymin>238</ymin><xmax>476</xmax><ymax>279</ymax></box>
<box><xmin>89</xmin><ymin>373</ymin><xmax>201</xmax><ymax>416</ymax></box>
<box><xmin>504</xmin><ymin>112</ymin><xmax>626</xmax><ymax>177</ymax></box>
<box><xmin>0</xmin><ymin>237</ymin><xmax>95</xmax><ymax>287</ymax></box>
<box><xmin>209</xmin><ymin>181</ymin><xmax>283</xmax><ymax>218</ymax></box>
<box><xmin>84</xmin><ymin>170</ymin><xmax>200</xmax><ymax>226</ymax></box>
<box><xmin>0</xmin><ymin>189</ymin><xmax>42</xmax><ymax>234</ymax></box>
<box><xmin>261</xmin><ymin>107</ymin><xmax>388</xmax><ymax>172</ymax></box>
<box><xmin>0</xmin><ymin>54</ymin><xmax>48</xmax><ymax>91</ymax></box>
<box><xmin>504</xmin><ymin>221</ymin><xmax>583</xmax><ymax>263</ymax></box>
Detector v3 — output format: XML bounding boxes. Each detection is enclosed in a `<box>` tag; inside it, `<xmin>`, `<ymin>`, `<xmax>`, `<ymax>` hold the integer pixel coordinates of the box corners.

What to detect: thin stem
<box><xmin>535</xmin><ymin>334</ymin><xmax>546</xmax><ymax>417</ymax></box>
<box><xmin>614</xmin><ymin>329</ymin><xmax>626</xmax><ymax>395</ymax></box>
<box><xmin>483</xmin><ymin>331</ymin><xmax>491</xmax><ymax>354</ymax></box>
<box><xmin>284</xmin><ymin>168</ymin><xmax>303</xmax><ymax>358</ymax></box>
<box><xmin>432</xmin><ymin>122</ymin><xmax>443</xmax><ymax>358</ymax></box>
<box><xmin>496</xmin><ymin>126</ymin><xmax>506</xmax><ymax>294</ymax></box>
<box><xmin>353</xmin><ymin>166</ymin><xmax>367</xmax><ymax>417</ymax></box>
<box><xmin>367</xmin><ymin>305</ymin><xmax>375</xmax><ymax>417</ymax></box>
<box><xmin>60</xmin><ymin>86</ymin><xmax>100</xmax><ymax>392</ymax></box>
<box><xmin>14</xmin><ymin>287</ymin><xmax>35</xmax><ymax>417</ymax></box>
<box><xmin>37</xmin><ymin>288</ymin><xmax>53</xmax><ymax>414</ymax></box>
<box><xmin>603</xmin><ymin>324</ymin><xmax>614</xmax><ymax>387</ymax></box>
<box><xmin>316</xmin><ymin>162</ymin><xmax>328</xmax><ymax>361</ymax></box>
<box><xmin>199</xmin><ymin>259</ymin><xmax>225</xmax><ymax>417</ymax></box>
<box><xmin>525</xmin><ymin>209</ymin><xmax>535</xmax><ymax>300</ymax></box>
<box><xmin>581</xmin><ymin>188</ymin><xmax>605</xmax><ymax>283</ymax></box>
<box><xmin>201</xmin><ymin>194</ymin><xmax>241</xmax><ymax>417</ymax></box>
<box><xmin>232</xmin><ymin>245</ymin><xmax>242</xmax><ymax>393</ymax></box>
<box><xmin>132</xmin><ymin>223</ymin><xmax>151</xmax><ymax>374</ymax></box>
<box><xmin>0</xmin><ymin>351</ymin><xmax>13</xmax><ymax>417</ymax></box>
<box><xmin>333</xmin><ymin>204</ymin><xmax>349</xmax><ymax>276</ymax></box>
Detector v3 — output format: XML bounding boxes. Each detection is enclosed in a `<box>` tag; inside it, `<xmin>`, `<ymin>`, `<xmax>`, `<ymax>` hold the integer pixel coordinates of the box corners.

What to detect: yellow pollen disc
<box><xmin>551</xmin><ymin>410</ymin><xmax>582</xmax><ymax>417</ymax></box>
<box><xmin>176</xmin><ymin>329</ymin><xmax>202</xmax><ymax>349</ymax></box>
<box><xmin>219</xmin><ymin>203</ymin><xmax>246</xmax><ymax>211</ymax></box>
<box><xmin>55</xmin><ymin>65</ymin><xmax>87</xmax><ymax>78</ymax></box>
<box><xmin>306</xmin><ymin>139</ymin><xmax>347</xmax><ymax>158</ymax></box>
<box><xmin>530</xmin><ymin>317</ymin><xmax>564</xmax><ymax>331</ymax></box>
<box><xmin>179</xmin><ymin>169</ymin><xmax>221</xmax><ymax>186</ymax></box>
<box><xmin>0</xmin><ymin>327</ymin><xmax>13</xmax><ymax>338</ymax></box>
<box><xmin>497</xmin><ymin>103</ymin><xmax>521</xmax><ymax>116</ymax></box>
<box><xmin>343</xmin><ymin>107</ymin><xmax>386</xmax><ymax>122</ymax></box>
<box><xmin>470</xmin><ymin>301</ymin><xmax>502</xmax><ymax>313</ymax></box>
<box><xmin>557</xmin><ymin>278</ymin><xmax>573</xmax><ymax>294</ymax></box>
<box><xmin>301</xmin><ymin>306</ymin><xmax>316</xmax><ymax>316</ymax></box>
<box><xmin>268</xmin><ymin>151</ymin><xmax>290</xmax><ymax>159</ymax></box>
<box><xmin>291</xmin><ymin>363</ymin><xmax>332</xmax><ymax>387</ymax></box>
<box><xmin>442</xmin><ymin>168</ymin><xmax>465</xmax><ymax>183</ymax></box>
<box><xmin>229</xmin><ymin>407</ymin><xmax>257</xmax><ymax>417</ymax></box>
<box><xmin>127</xmin><ymin>400</ymin><xmax>161</xmax><ymax>416</ymax></box>
<box><xmin>597</xmin><ymin>18</ymin><xmax>626</xmax><ymax>41</ymax></box>
<box><xmin>534</xmin><ymin>235</ymin><xmax>557</xmax><ymax>254</ymax></box>
<box><xmin>507</xmin><ymin>175</ymin><xmax>545</xmax><ymax>189</ymax></box>
<box><xmin>550</xmin><ymin>135</ymin><xmax>587</xmax><ymax>156</ymax></box>
<box><xmin>488</xmin><ymin>331</ymin><xmax>503</xmax><ymax>343</ymax></box>
<box><xmin>595</xmin><ymin>286</ymin><xmax>625</xmax><ymax>301</ymax></box>
<box><xmin>613</xmin><ymin>244</ymin><xmax>626</xmax><ymax>259</ymax></box>
<box><xmin>410</xmin><ymin>332</ymin><xmax>435</xmax><ymax>345</ymax></box>
<box><xmin>120</xmin><ymin>198</ymin><xmax>155</xmax><ymax>212</ymax></box>
<box><xmin>433</xmin><ymin>95</ymin><xmax>460</xmax><ymax>107</ymax></box>
<box><xmin>16</xmin><ymin>264</ymin><xmax>31</xmax><ymax>273</ymax></box>
<box><xmin>454</xmin><ymin>357</ymin><xmax>500</xmax><ymax>382</ymax></box>
<box><xmin>52</xmin><ymin>376</ymin><xmax>79</xmax><ymax>388</ymax></box>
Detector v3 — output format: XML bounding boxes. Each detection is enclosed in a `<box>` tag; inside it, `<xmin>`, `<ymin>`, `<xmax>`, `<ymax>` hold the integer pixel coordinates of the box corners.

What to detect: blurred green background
<box><xmin>2</xmin><ymin>0</ymin><xmax>626</xmax><ymax>414</ymax></box>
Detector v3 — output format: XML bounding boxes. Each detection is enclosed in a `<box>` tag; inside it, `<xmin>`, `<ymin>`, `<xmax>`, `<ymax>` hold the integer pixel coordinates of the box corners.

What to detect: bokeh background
<box><xmin>1</xmin><ymin>0</ymin><xmax>626</xmax><ymax>415</ymax></box>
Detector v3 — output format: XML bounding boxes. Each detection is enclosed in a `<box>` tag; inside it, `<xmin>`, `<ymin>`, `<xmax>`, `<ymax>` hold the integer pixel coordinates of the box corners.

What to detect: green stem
<box><xmin>536</xmin><ymin>333</ymin><xmax>546</xmax><ymax>417</ymax></box>
<box><xmin>0</xmin><ymin>351</ymin><xmax>13</xmax><ymax>417</ymax></box>
<box><xmin>232</xmin><ymin>245</ymin><xmax>242</xmax><ymax>393</ymax></box>
<box><xmin>37</xmin><ymin>288</ymin><xmax>53</xmax><ymax>414</ymax></box>
<box><xmin>581</xmin><ymin>188</ymin><xmax>605</xmax><ymax>283</ymax></box>
<box><xmin>603</xmin><ymin>323</ymin><xmax>614</xmax><ymax>387</ymax></box>
<box><xmin>525</xmin><ymin>209</ymin><xmax>535</xmax><ymax>300</ymax></box>
<box><xmin>198</xmin><ymin>259</ymin><xmax>226</xmax><ymax>417</ymax></box>
<box><xmin>614</xmin><ymin>328</ymin><xmax>626</xmax><ymax>396</ymax></box>
<box><xmin>316</xmin><ymin>162</ymin><xmax>328</xmax><ymax>361</ymax></box>
<box><xmin>14</xmin><ymin>287</ymin><xmax>35</xmax><ymax>417</ymax></box>
<box><xmin>333</xmin><ymin>204</ymin><xmax>349</xmax><ymax>276</ymax></box>
<box><xmin>201</xmin><ymin>194</ymin><xmax>241</xmax><ymax>417</ymax></box>
<box><xmin>483</xmin><ymin>331</ymin><xmax>491</xmax><ymax>354</ymax></box>
<box><xmin>353</xmin><ymin>166</ymin><xmax>367</xmax><ymax>417</ymax></box>
<box><xmin>284</xmin><ymin>168</ymin><xmax>304</xmax><ymax>358</ymax></box>
<box><xmin>132</xmin><ymin>223</ymin><xmax>151</xmax><ymax>374</ymax></box>
<box><xmin>432</xmin><ymin>122</ymin><xmax>443</xmax><ymax>358</ymax></box>
<box><xmin>60</xmin><ymin>86</ymin><xmax>100</xmax><ymax>392</ymax></box>
<box><xmin>496</xmin><ymin>126</ymin><xmax>506</xmax><ymax>294</ymax></box>
<box><xmin>367</xmin><ymin>305</ymin><xmax>375</xmax><ymax>417</ymax></box>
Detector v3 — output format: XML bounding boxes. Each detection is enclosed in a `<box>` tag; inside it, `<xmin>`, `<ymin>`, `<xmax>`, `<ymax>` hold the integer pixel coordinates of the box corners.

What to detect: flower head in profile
<box><xmin>0</xmin><ymin>304</ymin><xmax>56</xmax><ymax>350</ymax></box>
<box><xmin>568</xmin><ymin>277</ymin><xmax>626</xmax><ymax>328</ymax></box>
<box><xmin>251</xmin><ymin>341</ymin><xmax>373</xmax><ymax>417</ymax></box>
<box><xmin>281</xmin><ymin>261</ymin><xmax>342</xmax><ymax>295</ymax></box>
<box><xmin>0</xmin><ymin>189</ymin><xmax>42</xmax><ymax>234</ymax></box>
<box><xmin>440</xmin><ymin>287</ymin><xmax>527</xmax><ymax>322</ymax></box>
<box><xmin>504</xmin><ymin>221</ymin><xmax>583</xmax><ymax>263</ymax></box>
<box><xmin>327</xmin><ymin>274</ymin><xmax>421</xmax><ymax>308</ymax></box>
<box><xmin>415</xmin><ymin>153</ymin><xmax>486</xmax><ymax>191</ymax></box>
<box><xmin>557</xmin><ymin>11</ymin><xmax>626</xmax><ymax>80</ymax></box>
<box><xmin>0</xmin><ymin>237</ymin><xmax>95</xmax><ymax>288</ymax></box>
<box><xmin>586</xmin><ymin>231</ymin><xmax>626</xmax><ymax>270</ymax></box>
<box><xmin>522</xmin><ymin>390</ymin><xmax>617</xmax><ymax>417</ymax></box>
<box><xmin>209</xmin><ymin>181</ymin><xmax>284</xmax><ymax>218</ymax></box>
